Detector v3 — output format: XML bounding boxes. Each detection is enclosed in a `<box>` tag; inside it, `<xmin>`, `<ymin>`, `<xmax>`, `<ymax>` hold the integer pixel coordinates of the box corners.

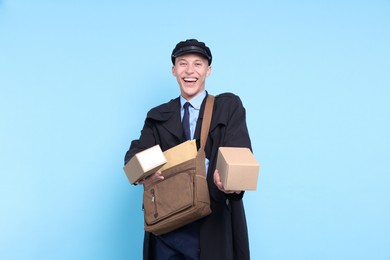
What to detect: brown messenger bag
<box><xmin>142</xmin><ymin>95</ymin><xmax>214</xmax><ymax>235</ymax></box>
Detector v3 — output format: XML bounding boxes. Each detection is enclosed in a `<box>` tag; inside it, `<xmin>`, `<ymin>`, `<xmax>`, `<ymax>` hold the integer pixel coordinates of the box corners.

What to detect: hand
<box><xmin>213</xmin><ymin>169</ymin><xmax>241</xmax><ymax>194</ymax></box>
<box><xmin>136</xmin><ymin>171</ymin><xmax>164</xmax><ymax>185</ymax></box>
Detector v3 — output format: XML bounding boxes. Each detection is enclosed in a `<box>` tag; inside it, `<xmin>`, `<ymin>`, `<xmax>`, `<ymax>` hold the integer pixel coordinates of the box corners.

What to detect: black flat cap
<box><xmin>171</xmin><ymin>39</ymin><xmax>212</xmax><ymax>65</ymax></box>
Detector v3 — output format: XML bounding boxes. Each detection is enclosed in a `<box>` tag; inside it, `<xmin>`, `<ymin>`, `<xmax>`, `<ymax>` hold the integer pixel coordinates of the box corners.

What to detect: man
<box><xmin>125</xmin><ymin>39</ymin><xmax>252</xmax><ymax>260</ymax></box>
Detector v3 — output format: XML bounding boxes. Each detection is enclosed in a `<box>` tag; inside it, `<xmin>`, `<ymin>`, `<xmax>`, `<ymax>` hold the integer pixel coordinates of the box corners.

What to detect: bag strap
<box><xmin>200</xmin><ymin>94</ymin><xmax>215</xmax><ymax>149</ymax></box>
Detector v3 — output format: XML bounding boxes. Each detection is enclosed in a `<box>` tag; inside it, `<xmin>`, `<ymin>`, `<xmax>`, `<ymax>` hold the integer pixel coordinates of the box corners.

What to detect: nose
<box><xmin>185</xmin><ymin>64</ymin><xmax>194</xmax><ymax>73</ymax></box>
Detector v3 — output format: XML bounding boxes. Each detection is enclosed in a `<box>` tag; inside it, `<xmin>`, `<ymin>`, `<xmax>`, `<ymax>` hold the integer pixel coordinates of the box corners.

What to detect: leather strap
<box><xmin>200</xmin><ymin>95</ymin><xmax>215</xmax><ymax>149</ymax></box>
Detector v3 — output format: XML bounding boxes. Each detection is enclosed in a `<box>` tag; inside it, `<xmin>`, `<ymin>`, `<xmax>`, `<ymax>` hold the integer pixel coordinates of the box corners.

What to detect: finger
<box><xmin>224</xmin><ymin>190</ymin><xmax>240</xmax><ymax>194</ymax></box>
<box><xmin>147</xmin><ymin>172</ymin><xmax>164</xmax><ymax>184</ymax></box>
<box><xmin>214</xmin><ymin>171</ymin><xmax>227</xmax><ymax>193</ymax></box>
<box><xmin>155</xmin><ymin>171</ymin><xmax>164</xmax><ymax>180</ymax></box>
<box><xmin>213</xmin><ymin>170</ymin><xmax>221</xmax><ymax>184</ymax></box>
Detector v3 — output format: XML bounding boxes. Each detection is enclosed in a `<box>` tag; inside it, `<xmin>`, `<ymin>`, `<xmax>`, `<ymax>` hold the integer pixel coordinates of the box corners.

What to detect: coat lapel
<box><xmin>146</xmin><ymin>97</ymin><xmax>184</xmax><ymax>141</ymax></box>
<box><xmin>163</xmin><ymin>108</ymin><xmax>184</xmax><ymax>141</ymax></box>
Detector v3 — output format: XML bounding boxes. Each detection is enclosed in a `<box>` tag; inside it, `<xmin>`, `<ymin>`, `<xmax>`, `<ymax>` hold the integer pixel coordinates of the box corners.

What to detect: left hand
<box><xmin>136</xmin><ymin>171</ymin><xmax>164</xmax><ymax>185</ymax></box>
<box><xmin>213</xmin><ymin>169</ymin><xmax>241</xmax><ymax>194</ymax></box>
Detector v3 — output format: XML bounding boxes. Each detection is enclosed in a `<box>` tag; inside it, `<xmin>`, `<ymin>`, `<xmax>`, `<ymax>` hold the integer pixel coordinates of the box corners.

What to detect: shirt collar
<box><xmin>180</xmin><ymin>90</ymin><xmax>206</xmax><ymax>109</ymax></box>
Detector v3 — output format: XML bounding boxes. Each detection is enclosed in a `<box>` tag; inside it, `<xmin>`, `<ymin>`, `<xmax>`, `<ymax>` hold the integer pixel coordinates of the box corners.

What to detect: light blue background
<box><xmin>1</xmin><ymin>0</ymin><xmax>389</xmax><ymax>259</ymax></box>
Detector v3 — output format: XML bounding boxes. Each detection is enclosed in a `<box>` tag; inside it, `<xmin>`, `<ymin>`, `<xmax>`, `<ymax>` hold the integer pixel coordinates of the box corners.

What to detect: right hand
<box><xmin>136</xmin><ymin>171</ymin><xmax>164</xmax><ymax>185</ymax></box>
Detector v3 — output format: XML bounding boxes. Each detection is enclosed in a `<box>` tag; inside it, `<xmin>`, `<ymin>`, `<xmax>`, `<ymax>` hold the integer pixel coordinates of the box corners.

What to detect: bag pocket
<box><xmin>143</xmin><ymin>171</ymin><xmax>194</xmax><ymax>225</ymax></box>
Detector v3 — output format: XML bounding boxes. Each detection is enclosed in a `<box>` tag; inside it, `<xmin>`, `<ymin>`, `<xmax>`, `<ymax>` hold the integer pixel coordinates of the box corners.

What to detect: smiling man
<box><xmin>125</xmin><ymin>39</ymin><xmax>253</xmax><ymax>260</ymax></box>
<box><xmin>171</xmin><ymin>41</ymin><xmax>212</xmax><ymax>100</ymax></box>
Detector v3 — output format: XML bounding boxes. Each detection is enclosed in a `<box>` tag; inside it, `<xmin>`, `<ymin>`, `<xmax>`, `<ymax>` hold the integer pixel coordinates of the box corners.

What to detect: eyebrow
<box><xmin>177</xmin><ymin>58</ymin><xmax>205</xmax><ymax>63</ymax></box>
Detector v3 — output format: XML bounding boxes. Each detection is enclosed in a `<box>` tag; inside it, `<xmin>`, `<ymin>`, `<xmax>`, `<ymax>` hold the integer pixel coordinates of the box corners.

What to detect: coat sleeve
<box><xmin>222</xmin><ymin>94</ymin><xmax>252</xmax><ymax>150</ymax></box>
<box><xmin>208</xmin><ymin>93</ymin><xmax>253</xmax><ymax>201</ymax></box>
<box><xmin>225</xmin><ymin>95</ymin><xmax>252</xmax><ymax>201</ymax></box>
<box><xmin>124</xmin><ymin>117</ymin><xmax>157</xmax><ymax>165</ymax></box>
<box><xmin>124</xmin><ymin>97</ymin><xmax>180</xmax><ymax>166</ymax></box>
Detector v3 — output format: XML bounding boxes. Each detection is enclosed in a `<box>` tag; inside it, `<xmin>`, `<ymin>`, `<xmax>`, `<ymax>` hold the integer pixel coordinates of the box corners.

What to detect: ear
<box><xmin>172</xmin><ymin>66</ymin><xmax>176</xmax><ymax>76</ymax></box>
<box><xmin>206</xmin><ymin>66</ymin><xmax>212</xmax><ymax>77</ymax></box>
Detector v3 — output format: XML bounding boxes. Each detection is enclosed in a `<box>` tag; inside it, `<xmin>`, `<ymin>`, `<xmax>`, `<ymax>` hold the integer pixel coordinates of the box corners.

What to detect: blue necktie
<box><xmin>182</xmin><ymin>102</ymin><xmax>191</xmax><ymax>140</ymax></box>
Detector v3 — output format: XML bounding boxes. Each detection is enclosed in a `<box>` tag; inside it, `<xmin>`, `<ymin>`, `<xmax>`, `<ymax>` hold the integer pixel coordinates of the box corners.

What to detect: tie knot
<box><xmin>183</xmin><ymin>102</ymin><xmax>191</xmax><ymax>110</ymax></box>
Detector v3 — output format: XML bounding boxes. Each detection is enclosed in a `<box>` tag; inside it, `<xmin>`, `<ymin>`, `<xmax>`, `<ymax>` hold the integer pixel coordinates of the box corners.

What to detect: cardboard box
<box><xmin>216</xmin><ymin>147</ymin><xmax>260</xmax><ymax>191</ymax></box>
<box><xmin>123</xmin><ymin>145</ymin><xmax>167</xmax><ymax>184</ymax></box>
<box><xmin>159</xmin><ymin>140</ymin><xmax>197</xmax><ymax>172</ymax></box>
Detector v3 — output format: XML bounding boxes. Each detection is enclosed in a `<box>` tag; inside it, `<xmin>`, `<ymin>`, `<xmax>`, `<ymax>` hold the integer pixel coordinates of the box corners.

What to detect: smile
<box><xmin>183</xmin><ymin>77</ymin><xmax>197</xmax><ymax>82</ymax></box>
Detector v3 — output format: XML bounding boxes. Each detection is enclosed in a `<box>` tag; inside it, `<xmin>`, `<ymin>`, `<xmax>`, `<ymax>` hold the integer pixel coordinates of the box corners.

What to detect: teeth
<box><xmin>184</xmin><ymin>78</ymin><xmax>197</xmax><ymax>82</ymax></box>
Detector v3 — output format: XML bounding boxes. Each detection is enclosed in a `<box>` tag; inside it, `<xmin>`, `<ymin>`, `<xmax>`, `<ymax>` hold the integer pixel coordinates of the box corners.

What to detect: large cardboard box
<box><xmin>159</xmin><ymin>140</ymin><xmax>197</xmax><ymax>172</ymax></box>
<box><xmin>123</xmin><ymin>145</ymin><xmax>167</xmax><ymax>184</ymax></box>
<box><xmin>216</xmin><ymin>147</ymin><xmax>260</xmax><ymax>191</ymax></box>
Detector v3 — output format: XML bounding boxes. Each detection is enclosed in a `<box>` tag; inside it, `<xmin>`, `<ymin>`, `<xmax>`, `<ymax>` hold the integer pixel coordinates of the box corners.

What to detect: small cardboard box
<box><xmin>123</xmin><ymin>145</ymin><xmax>167</xmax><ymax>184</ymax></box>
<box><xmin>159</xmin><ymin>140</ymin><xmax>198</xmax><ymax>172</ymax></box>
<box><xmin>216</xmin><ymin>147</ymin><xmax>260</xmax><ymax>191</ymax></box>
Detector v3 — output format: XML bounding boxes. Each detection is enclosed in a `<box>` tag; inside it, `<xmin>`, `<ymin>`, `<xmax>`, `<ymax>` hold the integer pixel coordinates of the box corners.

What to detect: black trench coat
<box><xmin>125</xmin><ymin>92</ymin><xmax>252</xmax><ymax>260</ymax></box>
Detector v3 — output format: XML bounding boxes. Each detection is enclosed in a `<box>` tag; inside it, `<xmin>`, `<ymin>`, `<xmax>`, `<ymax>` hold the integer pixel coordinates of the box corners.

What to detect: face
<box><xmin>172</xmin><ymin>53</ymin><xmax>211</xmax><ymax>100</ymax></box>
